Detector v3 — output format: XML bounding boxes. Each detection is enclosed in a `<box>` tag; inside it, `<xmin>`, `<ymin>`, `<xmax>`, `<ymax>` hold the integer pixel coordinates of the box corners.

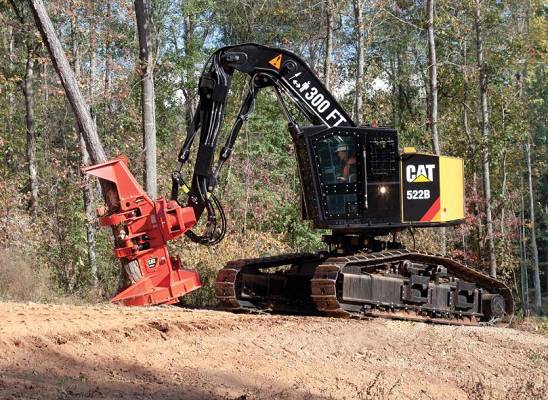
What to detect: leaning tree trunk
<box><xmin>135</xmin><ymin>0</ymin><xmax>157</xmax><ymax>199</ymax></box>
<box><xmin>23</xmin><ymin>47</ymin><xmax>38</xmax><ymax>215</ymax></box>
<box><xmin>27</xmin><ymin>0</ymin><xmax>131</xmax><ymax>287</ymax></box>
<box><xmin>474</xmin><ymin>0</ymin><xmax>497</xmax><ymax>277</ymax></box>
<box><xmin>28</xmin><ymin>0</ymin><xmax>107</xmax><ymax>165</ymax></box>
<box><xmin>526</xmin><ymin>142</ymin><xmax>542</xmax><ymax>313</ymax></box>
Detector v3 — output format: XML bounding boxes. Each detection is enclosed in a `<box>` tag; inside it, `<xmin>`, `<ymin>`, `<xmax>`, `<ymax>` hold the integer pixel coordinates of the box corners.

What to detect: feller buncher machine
<box><xmin>85</xmin><ymin>44</ymin><xmax>513</xmax><ymax>325</ymax></box>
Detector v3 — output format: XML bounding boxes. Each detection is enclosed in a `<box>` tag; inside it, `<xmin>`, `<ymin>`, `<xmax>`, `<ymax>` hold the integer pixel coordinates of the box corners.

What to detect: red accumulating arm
<box><xmin>83</xmin><ymin>156</ymin><xmax>201</xmax><ymax>306</ymax></box>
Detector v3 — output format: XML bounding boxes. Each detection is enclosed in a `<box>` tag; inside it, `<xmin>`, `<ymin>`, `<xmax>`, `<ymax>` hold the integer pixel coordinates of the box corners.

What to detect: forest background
<box><xmin>0</xmin><ymin>0</ymin><xmax>546</xmax><ymax>314</ymax></box>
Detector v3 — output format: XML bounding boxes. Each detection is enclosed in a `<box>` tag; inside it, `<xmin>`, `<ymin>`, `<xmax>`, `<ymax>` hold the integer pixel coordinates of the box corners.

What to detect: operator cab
<box><xmin>295</xmin><ymin>126</ymin><xmax>464</xmax><ymax>234</ymax></box>
<box><xmin>296</xmin><ymin>126</ymin><xmax>400</xmax><ymax>232</ymax></box>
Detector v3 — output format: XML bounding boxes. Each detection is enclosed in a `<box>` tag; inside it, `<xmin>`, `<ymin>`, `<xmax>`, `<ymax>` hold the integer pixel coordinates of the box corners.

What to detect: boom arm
<box><xmin>172</xmin><ymin>43</ymin><xmax>355</xmax><ymax>245</ymax></box>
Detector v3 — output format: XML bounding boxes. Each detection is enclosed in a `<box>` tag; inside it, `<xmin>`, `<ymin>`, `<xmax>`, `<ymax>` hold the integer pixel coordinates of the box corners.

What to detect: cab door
<box><xmin>311</xmin><ymin>129</ymin><xmax>365</xmax><ymax>221</ymax></box>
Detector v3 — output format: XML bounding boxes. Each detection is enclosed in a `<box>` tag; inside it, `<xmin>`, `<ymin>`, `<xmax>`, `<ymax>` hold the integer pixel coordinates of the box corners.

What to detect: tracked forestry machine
<box><xmin>85</xmin><ymin>44</ymin><xmax>513</xmax><ymax>325</ymax></box>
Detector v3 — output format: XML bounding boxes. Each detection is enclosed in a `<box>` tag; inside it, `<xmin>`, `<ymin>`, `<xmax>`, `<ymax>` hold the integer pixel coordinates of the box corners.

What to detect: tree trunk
<box><xmin>182</xmin><ymin>14</ymin><xmax>198</xmax><ymax>126</ymax></box>
<box><xmin>79</xmin><ymin>132</ymin><xmax>97</xmax><ymax>285</ymax></box>
<box><xmin>8</xmin><ymin>27</ymin><xmax>14</xmax><ymax>125</ymax></box>
<box><xmin>135</xmin><ymin>0</ymin><xmax>157</xmax><ymax>199</ymax></box>
<box><xmin>23</xmin><ymin>48</ymin><xmax>38</xmax><ymax>215</ymax></box>
<box><xmin>27</xmin><ymin>0</ymin><xmax>107</xmax><ymax>165</ymax></box>
<box><xmin>104</xmin><ymin>0</ymin><xmax>113</xmax><ymax>111</ymax></box>
<box><xmin>86</xmin><ymin>28</ymin><xmax>98</xmax><ymax>287</ymax></box>
<box><xmin>520</xmin><ymin>176</ymin><xmax>529</xmax><ymax>314</ymax></box>
<box><xmin>544</xmin><ymin>206</ymin><xmax>548</xmax><ymax>293</ymax></box>
<box><xmin>427</xmin><ymin>0</ymin><xmax>440</xmax><ymax>155</ymax></box>
<box><xmin>526</xmin><ymin>142</ymin><xmax>542</xmax><ymax>313</ymax></box>
<box><xmin>353</xmin><ymin>0</ymin><xmax>364</xmax><ymax>124</ymax></box>
<box><xmin>41</xmin><ymin>57</ymin><xmax>48</xmax><ymax>102</ymax></box>
<box><xmin>545</xmin><ymin>228</ymin><xmax>548</xmax><ymax>296</ymax></box>
<box><xmin>6</xmin><ymin>26</ymin><xmax>15</xmax><ymax>172</ymax></box>
<box><xmin>308</xmin><ymin>41</ymin><xmax>318</xmax><ymax>74</ymax></box>
<box><xmin>323</xmin><ymin>0</ymin><xmax>334</xmax><ymax>91</ymax></box>
<box><xmin>474</xmin><ymin>0</ymin><xmax>497</xmax><ymax>277</ymax></box>
<box><xmin>390</xmin><ymin>55</ymin><xmax>400</xmax><ymax>129</ymax></box>
<box><xmin>473</xmin><ymin>170</ymin><xmax>484</xmax><ymax>256</ymax></box>
<box><xmin>500</xmin><ymin>150</ymin><xmax>507</xmax><ymax>235</ymax></box>
<box><xmin>71</xmin><ymin>10</ymin><xmax>98</xmax><ymax>287</ymax></box>
<box><xmin>426</xmin><ymin>0</ymin><xmax>445</xmax><ymax>255</ymax></box>
<box><xmin>71</xmin><ymin>13</ymin><xmax>81</xmax><ymax>88</ymax></box>
<box><xmin>461</xmin><ymin>34</ymin><xmax>483</xmax><ymax>258</ymax></box>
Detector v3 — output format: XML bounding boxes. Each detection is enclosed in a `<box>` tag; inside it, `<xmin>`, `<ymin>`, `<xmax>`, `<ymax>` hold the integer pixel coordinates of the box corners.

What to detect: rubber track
<box><xmin>214</xmin><ymin>250</ymin><xmax>514</xmax><ymax>326</ymax></box>
<box><xmin>310</xmin><ymin>250</ymin><xmax>514</xmax><ymax>325</ymax></box>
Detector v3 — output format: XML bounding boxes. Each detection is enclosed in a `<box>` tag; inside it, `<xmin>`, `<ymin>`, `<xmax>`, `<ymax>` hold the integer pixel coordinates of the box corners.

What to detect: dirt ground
<box><xmin>0</xmin><ymin>302</ymin><xmax>546</xmax><ymax>400</ymax></box>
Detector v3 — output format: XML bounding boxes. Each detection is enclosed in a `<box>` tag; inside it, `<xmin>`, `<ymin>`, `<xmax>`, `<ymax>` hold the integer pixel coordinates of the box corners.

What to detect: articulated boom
<box><xmin>171</xmin><ymin>43</ymin><xmax>355</xmax><ymax>245</ymax></box>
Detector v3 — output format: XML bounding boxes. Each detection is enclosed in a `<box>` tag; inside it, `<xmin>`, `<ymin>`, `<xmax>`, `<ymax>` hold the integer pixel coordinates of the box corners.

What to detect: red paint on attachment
<box><xmin>420</xmin><ymin>196</ymin><xmax>441</xmax><ymax>222</ymax></box>
<box><xmin>83</xmin><ymin>156</ymin><xmax>201</xmax><ymax>306</ymax></box>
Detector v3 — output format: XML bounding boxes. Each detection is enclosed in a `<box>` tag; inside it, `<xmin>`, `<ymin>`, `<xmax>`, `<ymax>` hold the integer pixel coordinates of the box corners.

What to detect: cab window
<box><xmin>316</xmin><ymin>136</ymin><xmax>357</xmax><ymax>184</ymax></box>
<box><xmin>314</xmin><ymin>134</ymin><xmax>360</xmax><ymax>218</ymax></box>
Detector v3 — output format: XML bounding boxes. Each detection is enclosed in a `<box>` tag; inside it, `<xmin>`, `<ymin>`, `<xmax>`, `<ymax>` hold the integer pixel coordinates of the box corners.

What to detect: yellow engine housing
<box><xmin>400</xmin><ymin>153</ymin><xmax>464</xmax><ymax>224</ymax></box>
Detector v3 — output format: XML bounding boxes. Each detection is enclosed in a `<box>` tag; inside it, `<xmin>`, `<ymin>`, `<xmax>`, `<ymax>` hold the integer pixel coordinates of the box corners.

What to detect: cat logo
<box><xmin>406</xmin><ymin>164</ymin><xmax>435</xmax><ymax>183</ymax></box>
<box><xmin>268</xmin><ymin>54</ymin><xmax>282</xmax><ymax>69</ymax></box>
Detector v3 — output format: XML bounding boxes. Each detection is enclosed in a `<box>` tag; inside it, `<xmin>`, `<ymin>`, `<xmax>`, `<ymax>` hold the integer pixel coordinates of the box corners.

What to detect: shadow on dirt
<box><xmin>0</xmin><ymin>345</ymin><xmax>334</xmax><ymax>400</ymax></box>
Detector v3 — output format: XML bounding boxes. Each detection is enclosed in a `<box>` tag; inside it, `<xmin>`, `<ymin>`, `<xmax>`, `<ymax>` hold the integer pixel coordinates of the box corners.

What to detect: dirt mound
<box><xmin>0</xmin><ymin>302</ymin><xmax>546</xmax><ymax>400</ymax></box>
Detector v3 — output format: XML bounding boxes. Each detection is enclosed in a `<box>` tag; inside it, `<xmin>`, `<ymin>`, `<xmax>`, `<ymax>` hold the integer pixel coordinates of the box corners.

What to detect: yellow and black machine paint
<box><xmin>400</xmin><ymin>151</ymin><xmax>464</xmax><ymax>224</ymax></box>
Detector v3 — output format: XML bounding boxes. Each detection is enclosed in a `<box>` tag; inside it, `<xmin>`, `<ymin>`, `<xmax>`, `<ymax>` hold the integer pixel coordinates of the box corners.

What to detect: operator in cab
<box><xmin>336</xmin><ymin>143</ymin><xmax>356</xmax><ymax>183</ymax></box>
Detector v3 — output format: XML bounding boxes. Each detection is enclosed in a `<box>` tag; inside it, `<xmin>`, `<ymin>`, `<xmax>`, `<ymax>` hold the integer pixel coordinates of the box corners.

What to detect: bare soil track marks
<box><xmin>0</xmin><ymin>302</ymin><xmax>546</xmax><ymax>399</ymax></box>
